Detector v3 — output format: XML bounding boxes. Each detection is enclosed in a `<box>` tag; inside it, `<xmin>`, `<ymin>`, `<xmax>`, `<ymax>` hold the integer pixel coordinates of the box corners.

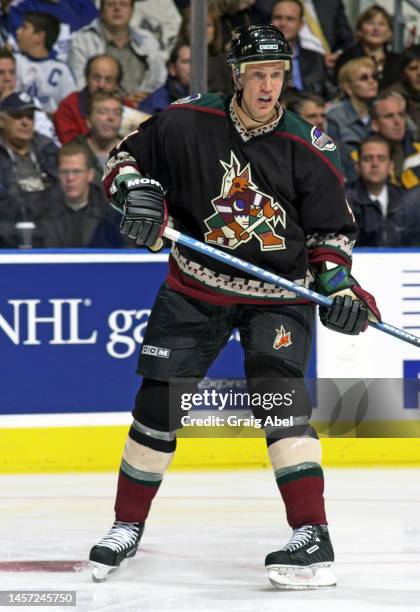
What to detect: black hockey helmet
<box><xmin>227</xmin><ymin>24</ymin><xmax>293</xmax><ymax>69</ymax></box>
<box><xmin>227</xmin><ymin>25</ymin><xmax>293</xmax><ymax>101</ymax></box>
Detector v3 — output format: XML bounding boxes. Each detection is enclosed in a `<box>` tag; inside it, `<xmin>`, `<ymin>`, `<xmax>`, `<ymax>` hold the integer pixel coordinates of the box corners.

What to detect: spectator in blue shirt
<box><xmin>140</xmin><ymin>43</ymin><xmax>190</xmax><ymax>115</ymax></box>
<box><xmin>271</xmin><ymin>0</ymin><xmax>331</xmax><ymax>99</ymax></box>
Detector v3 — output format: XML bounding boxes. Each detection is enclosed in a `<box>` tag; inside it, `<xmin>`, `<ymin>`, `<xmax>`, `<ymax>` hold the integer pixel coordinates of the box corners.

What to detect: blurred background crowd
<box><xmin>0</xmin><ymin>0</ymin><xmax>419</xmax><ymax>249</ymax></box>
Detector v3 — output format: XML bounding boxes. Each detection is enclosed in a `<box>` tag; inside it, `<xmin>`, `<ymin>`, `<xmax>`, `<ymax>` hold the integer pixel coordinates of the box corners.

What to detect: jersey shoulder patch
<box><xmin>279</xmin><ymin>110</ymin><xmax>342</xmax><ymax>174</ymax></box>
<box><xmin>171</xmin><ymin>92</ymin><xmax>226</xmax><ymax>113</ymax></box>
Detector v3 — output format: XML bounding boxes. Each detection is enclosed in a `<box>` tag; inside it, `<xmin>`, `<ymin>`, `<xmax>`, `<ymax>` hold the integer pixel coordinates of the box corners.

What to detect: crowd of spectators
<box><xmin>0</xmin><ymin>0</ymin><xmax>419</xmax><ymax>249</ymax></box>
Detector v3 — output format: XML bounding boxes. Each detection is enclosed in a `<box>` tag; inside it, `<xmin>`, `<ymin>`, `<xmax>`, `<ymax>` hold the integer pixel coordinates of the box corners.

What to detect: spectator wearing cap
<box><xmin>346</xmin><ymin>134</ymin><xmax>404</xmax><ymax>246</ymax></box>
<box><xmin>334</xmin><ymin>4</ymin><xmax>401</xmax><ymax>90</ymax></box>
<box><xmin>0</xmin><ymin>46</ymin><xmax>58</xmax><ymax>143</ymax></box>
<box><xmin>69</xmin><ymin>0</ymin><xmax>166</xmax><ymax>107</ymax></box>
<box><xmin>271</xmin><ymin>0</ymin><xmax>333</xmax><ymax>99</ymax></box>
<box><xmin>383</xmin><ymin>45</ymin><xmax>420</xmax><ymax>139</ymax></box>
<box><xmin>140</xmin><ymin>44</ymin><xmax>190</xmax><ymax>115</ymax></box>
<box><xmin>70</xmin><ymin>91</ymin><xmax>123</xmax><ymax>183</ymax></box>
<box><xmin>0</xmin><ymin>91</ymin><xmax>60</xmax><ymax>247</ymax></box>
<box><xmin>54</xmin><ymin>54</ymin><xmax>123</xmax><ymax>144</ymax></box>
<box><xmin>37</xmin><ymin>142</ymin><xmax>125</xmax><ymax>248</ymax></box>
<box><xmin>14</xmin><ymin>11</ymin><xmax>76</xmax><ymax>113</ymax></box>
<box><xmin>326</xmin><ymin>57</ymin><xmax>378</xmax><ymax>183</ymax></box>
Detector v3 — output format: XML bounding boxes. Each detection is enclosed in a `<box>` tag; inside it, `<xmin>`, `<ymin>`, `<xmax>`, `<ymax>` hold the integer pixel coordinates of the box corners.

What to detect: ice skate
<box><xmin>89</xmin><ymin>521</ymin><xmax>144</xmax><ymax>582</ymax></box>
<box><xmin>265</xmin><ymin>524</ymin><xmax>336</xmax><ymax>590</ymax></box>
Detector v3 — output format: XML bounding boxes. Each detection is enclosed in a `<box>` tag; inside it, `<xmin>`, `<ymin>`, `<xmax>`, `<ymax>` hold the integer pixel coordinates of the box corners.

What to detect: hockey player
<box><xmin>89</xmin><ymin>25</ymin><xmax>381</xmax><ymax>589</ymax></box>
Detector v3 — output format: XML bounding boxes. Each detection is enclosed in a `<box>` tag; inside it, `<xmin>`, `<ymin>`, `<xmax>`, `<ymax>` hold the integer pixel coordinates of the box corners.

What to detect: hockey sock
<box><xmin>114</xmin><ymin>465</ymin><xmax>163</xmax><ymax>523</ymax></box>
<box><xmin>114</xmin><ymin>418</ymin><xmax>176</xmax><ymax>523</ymax></box>
<box><xmin>275</xmin><ymin>462</ymin><xmax>327</xmax><ymax>528</ymax></box>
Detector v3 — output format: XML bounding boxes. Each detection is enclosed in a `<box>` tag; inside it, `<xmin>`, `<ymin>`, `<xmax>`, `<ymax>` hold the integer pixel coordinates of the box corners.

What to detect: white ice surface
<box><xmin>0</xmin><ymin>468</ymin><xmax>419</xmax><ymax>611</ymax></box>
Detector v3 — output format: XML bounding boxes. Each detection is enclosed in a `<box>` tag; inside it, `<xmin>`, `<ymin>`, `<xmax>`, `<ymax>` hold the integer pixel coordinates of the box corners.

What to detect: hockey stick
<box><xmin>163</xmin><ymin>227</ymin><xmax>420</xmax><ymax>349</ymax></box>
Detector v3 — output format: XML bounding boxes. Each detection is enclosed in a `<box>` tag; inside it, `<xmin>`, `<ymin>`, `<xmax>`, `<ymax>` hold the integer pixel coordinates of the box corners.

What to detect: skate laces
<box><xmin>96</xmin><ymin>521</ymin><xmax>140</xmax><ymax>553</ymax></box>
<box><xmin>283</xmin><ymin>525</ymin><xmax>315</xmax><ymax>552</ymax></box>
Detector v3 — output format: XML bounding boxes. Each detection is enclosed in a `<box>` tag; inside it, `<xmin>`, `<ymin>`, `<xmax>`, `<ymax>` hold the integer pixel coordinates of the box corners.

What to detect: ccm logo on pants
<box><xmin>142</xmin><ymin>345</ymin><xmax>171</xmax><ymax>358</ymax></box>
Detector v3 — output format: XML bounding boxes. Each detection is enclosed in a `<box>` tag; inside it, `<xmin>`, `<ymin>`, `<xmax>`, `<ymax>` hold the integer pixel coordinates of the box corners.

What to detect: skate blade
<box><xmin>91</xmin><ymin>559</ymin><xmax>128</xmax><ymax>583</ymax></box>
<box><xmin>267</xmin><ymin>564</ymin><xmax>337</xmax><ymax>590</ymax></box>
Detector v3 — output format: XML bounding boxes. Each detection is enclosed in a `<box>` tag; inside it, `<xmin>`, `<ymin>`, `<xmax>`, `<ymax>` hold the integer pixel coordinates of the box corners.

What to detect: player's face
<box><xmin>58</xmin><ymin>153</ymin><xmax>94</xmax><ymax>202</ymax></box>
<box><xmin>404</xmin><ymin>58</ymin><xmax>420</xmax><ymax>93</ymax></box>
<box><xmin>299</xmin><ymin>101</ymin><xmax>326</xmax><ymax>132</ymax></box>
<box><xmin>271</xmin><ymin>1</ymin><xmax>303</xmax><ymax>41</ymax></box>
<box><xmin>0</xmin><ymin>58</ymin><xmax>16</xmax><ymax>97</ymax></box>
<box><xmin>372</xmin><ymin>99</ymin><xmax>406</xmax><ymax>142</ymax></box>
<box><xmin>358</xmin><ymin>141</ymin><xmax>392</xmax><ymax>185</ymax></box>
<box><xmin>87</xmin><ymin>58</ymin><xmax>119</xmax><ymax>94</ymax></box>
<box><xmin>241</xmin><ymin>62</ymin><xmax>285</xmax><ymax>122</ymax></box>
<box><xmin>87</xmin><ymin>99</ymin><xmax>122</xmax><ymax>139</ymax></box>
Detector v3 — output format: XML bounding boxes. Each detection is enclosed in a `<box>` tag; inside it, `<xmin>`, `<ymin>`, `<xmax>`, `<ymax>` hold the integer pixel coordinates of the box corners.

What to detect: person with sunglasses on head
<box><xmin>326</xmin><ymin>57</ymin><xmax>379</xmax><ymax>183</ymax></box>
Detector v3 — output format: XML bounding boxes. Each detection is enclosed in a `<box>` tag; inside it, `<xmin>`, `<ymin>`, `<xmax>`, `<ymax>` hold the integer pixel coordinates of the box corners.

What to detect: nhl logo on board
<box><xmin>273</xmin><ymin>326</ymin><xmax>292</xmax><ymax>350</ymax></box>
<box><xmin>310</xmin><ymin>126</ymin><xmax>336</xmax><ymax>152</ymax></box>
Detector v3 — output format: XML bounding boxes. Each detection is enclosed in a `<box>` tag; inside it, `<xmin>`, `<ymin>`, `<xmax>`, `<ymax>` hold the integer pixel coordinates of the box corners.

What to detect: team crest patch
<box><xmin>310</xmin><ymin>126</ymin><xmax>336</xmax><ymax>152</ymax></box>
<box><xmin>204</xmin><ymin>152</ymin><xmax>286</xmax><ymax>251</ymax></box>
<box><xmin>273</xmin><ymin>326</ymin><xmax>292</xmax><ymax>349</ymax></box>
<box><xmin>172</xmin><ymin>93</ymin><xmax>201</xmax><ymax>105</ymax></box>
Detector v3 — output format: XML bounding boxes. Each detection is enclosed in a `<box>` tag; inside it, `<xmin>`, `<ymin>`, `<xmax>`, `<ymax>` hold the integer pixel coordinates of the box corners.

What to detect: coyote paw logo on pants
<box><xmin>273</xmin><ymin>326</ymin><xmax>292</xmax><ymax>349</ymax></box>
<box><xmin>204</xmin><ymin>152</ymin><xmax>286</xmax><ymax>251</ymax></box>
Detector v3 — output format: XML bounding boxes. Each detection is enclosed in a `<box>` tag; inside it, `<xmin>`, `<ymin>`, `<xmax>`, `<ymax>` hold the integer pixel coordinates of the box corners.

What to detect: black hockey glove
<box><xmin>315</xmin><ymin>265</ymin><xmax>381</xmax><ymax>335</ymax></box>
<box><xmin>110</xmin><ymin>172</ymin><xmax>166</xmax><ymax>248</ymax></box>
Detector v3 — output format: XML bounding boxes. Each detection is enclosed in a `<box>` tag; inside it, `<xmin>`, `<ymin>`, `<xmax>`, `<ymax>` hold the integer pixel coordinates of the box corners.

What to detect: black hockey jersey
<box><xmin>111</xmin><ymin>93</ymin><xmax>357</xmax><ymax>305</ymax></box>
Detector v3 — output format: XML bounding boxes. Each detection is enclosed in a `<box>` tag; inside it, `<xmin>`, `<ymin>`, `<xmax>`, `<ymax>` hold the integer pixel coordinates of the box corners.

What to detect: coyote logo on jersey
<box><xmin>204</xmin><ymin>152</ymin><xmax>286</xmax><ymax>250</ymax></box>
